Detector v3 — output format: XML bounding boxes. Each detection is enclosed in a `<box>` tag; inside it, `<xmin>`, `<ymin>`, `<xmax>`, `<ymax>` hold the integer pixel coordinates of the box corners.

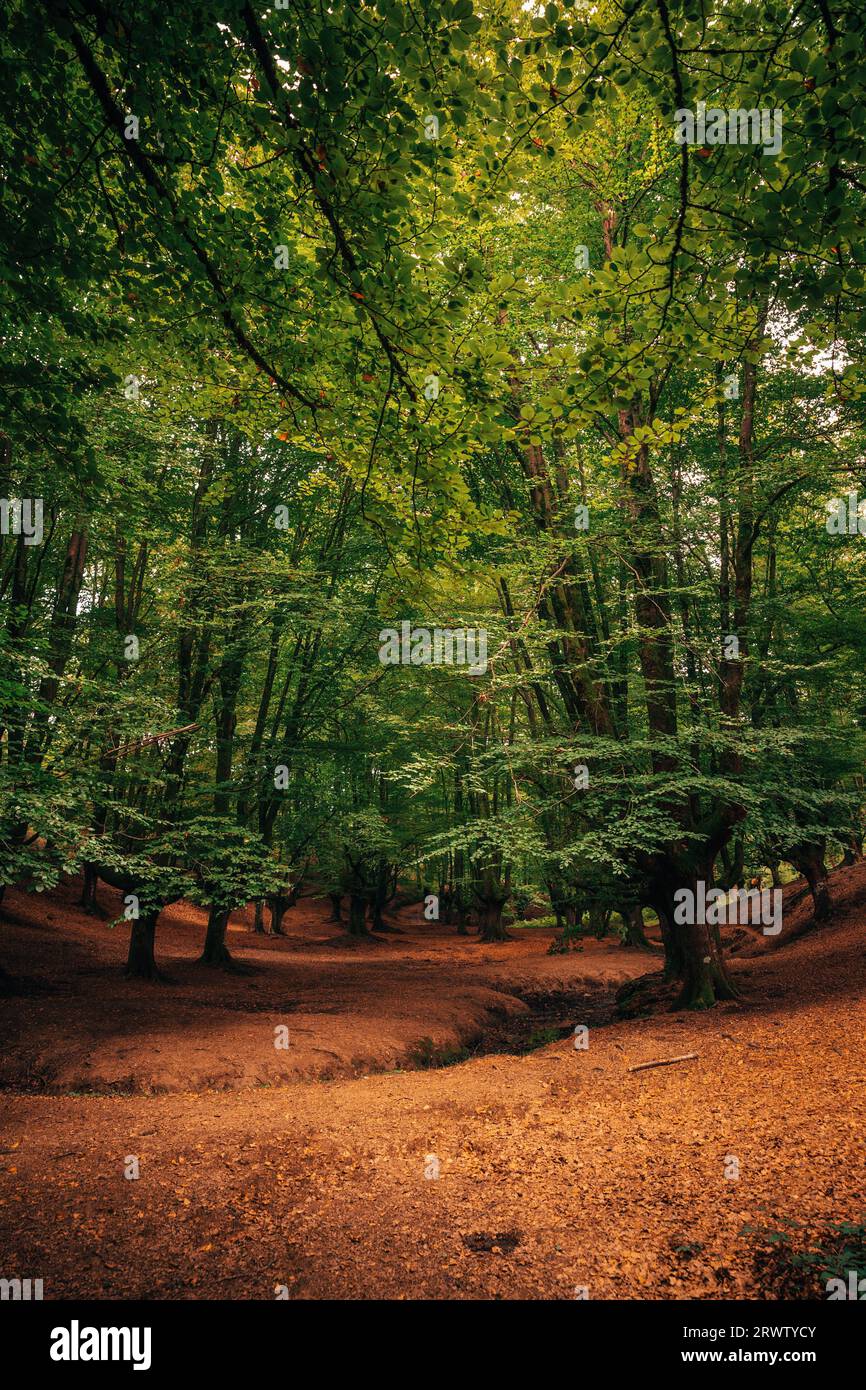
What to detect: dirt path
<box><xmin>1</xmin><ymin>868</ymin><xmax>865</xmax><ymax>1299</ymax></box>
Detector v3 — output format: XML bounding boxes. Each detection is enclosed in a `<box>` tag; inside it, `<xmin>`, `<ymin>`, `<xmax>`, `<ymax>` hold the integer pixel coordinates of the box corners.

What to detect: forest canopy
<box><xmin>2</xmin><ymin>0</ymin><xmax>866</xmax><ymax>1007</ymax></box>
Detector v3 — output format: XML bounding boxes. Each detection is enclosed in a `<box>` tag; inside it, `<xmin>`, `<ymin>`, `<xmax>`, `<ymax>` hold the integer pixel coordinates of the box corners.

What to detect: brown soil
<box><xmin>1</xmin><ymin>866</ymin><xmax>865</xmax><ymax>1299</ymax></box>
<box><xmin>0</xmin><ymin>880</ymin><xmax>648</xmax><ymax>1092</ymax></box>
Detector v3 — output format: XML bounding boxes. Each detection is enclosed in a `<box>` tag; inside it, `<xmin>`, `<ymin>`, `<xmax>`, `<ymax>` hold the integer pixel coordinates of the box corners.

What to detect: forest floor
<box><xmin>1</xmin><ymin>864</ymin><xmax>865</xmax><ymax>1299</ymax></box>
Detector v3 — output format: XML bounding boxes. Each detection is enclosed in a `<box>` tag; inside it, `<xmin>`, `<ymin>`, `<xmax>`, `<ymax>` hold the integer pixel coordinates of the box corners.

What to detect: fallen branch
<box><xmin>628</xmin><ymin>1052</ymin><xmax>698</xmax><ymax>1073</ymax></box>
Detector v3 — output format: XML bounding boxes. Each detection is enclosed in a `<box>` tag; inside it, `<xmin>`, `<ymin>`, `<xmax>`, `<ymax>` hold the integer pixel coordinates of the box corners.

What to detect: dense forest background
<box><xmin>3</xmin><ymin>0</ymin><xmax>866</xmax><ymax>1010</ymax></box>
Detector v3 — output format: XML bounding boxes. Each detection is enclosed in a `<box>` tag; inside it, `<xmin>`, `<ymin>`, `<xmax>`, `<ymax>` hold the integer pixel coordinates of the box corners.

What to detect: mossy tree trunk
<box><xmin>653</xmin><ymin>865</ymin><xmax>739</xmax><ymax>1010</ymax></box>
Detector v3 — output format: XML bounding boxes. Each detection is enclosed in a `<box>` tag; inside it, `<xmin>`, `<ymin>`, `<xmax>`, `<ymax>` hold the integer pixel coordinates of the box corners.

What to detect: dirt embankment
<box><xmin>0</xmin><ymin>879</ymin><xmax>649</xmax><ymax>1093</ymax></box>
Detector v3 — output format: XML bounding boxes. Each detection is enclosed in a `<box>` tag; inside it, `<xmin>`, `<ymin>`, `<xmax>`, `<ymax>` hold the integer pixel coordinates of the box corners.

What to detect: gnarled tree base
<box><xmin>197</xmin><ymin>908</ymin><xmax>253</xmax><ymax>971</ymax></box>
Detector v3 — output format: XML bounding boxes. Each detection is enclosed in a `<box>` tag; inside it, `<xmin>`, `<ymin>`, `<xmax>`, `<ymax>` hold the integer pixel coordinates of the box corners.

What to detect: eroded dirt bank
<box><xmin>0</xmin><ymin>882</ymin><xmax>649</xmax><ymax>1092</ymax></box>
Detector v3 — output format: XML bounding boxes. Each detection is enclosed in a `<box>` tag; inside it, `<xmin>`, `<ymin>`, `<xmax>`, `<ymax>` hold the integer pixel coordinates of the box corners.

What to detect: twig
<box><xmin>628</xmin><ymin>1052</ymin><xmax>698</xmax><ymax>1073</ymax></box>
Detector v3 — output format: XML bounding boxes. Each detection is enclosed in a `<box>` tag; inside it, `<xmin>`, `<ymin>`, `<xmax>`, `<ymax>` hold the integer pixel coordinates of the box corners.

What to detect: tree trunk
<box><xmin>441</xmin><ymin>884</ymin><xmax>454</xmax><ymax>924</ymax></box>
<box><xmin>79</xmin><ymin>863</ymin><xmax>103</xmax><ymax>916</ymax></box>
<box><xmin>477</xmin><ymin>896</ymin><xmax>508</xmax><ymax>943</ymax></box>
<box><xmin>622</xmin><ymin>904</ymin><xmax>651</xmax><ymax>948</ymax></box>
<box><xmin>348</xmin><ymin>893</ymin><xmax>369</xmax><ymax>936</ymax></box>
<box><xmin>589</xmin><ymin>904</ymin><xmax>607</xmax><ymax>939</ymax></box>
<box><xmin>268</xmin><ymin>894</ymin><xmax>288</xmax><ymax>936</ymax></box>
<box><xmin>651</xmin><ymin>867</ymin><xmax>739</xmax><ymax>1008</ymax></box>
<box><xmin>547</xmin><ymin>880</ymin><xmax>568</xmax><ymax>932</ymax></box>
<box><xmin>455</xmin><ymin>898</ymin><xmax>469</xmax><ymax>935</ymax></box>
<box><xmin>199</xmin><ymin>906</ymin><xmax>232</xmax><ymax>965</ymax></box>
<box><xmin>28</xmin><ymin>524</ymin><xmax>89</xmax><ymax>760</ymax></box>
<box><xmin>125</xmin><ymin>911</ymin><xmax>160</xmax><ymax>980</ymax></box>
<box><xmin>718</xmin><ymin>837</ymin><xmax>745</xmax><ymax>891</ymax></box>
<box><xmin>676</xmin><ymin>874</ymin><xmax>738</xmax><ymax>1009</ymax></box>
<box><xmin>253</xmin><ymin>899</ymin><xmax>266</xmax><ymax>933</ymax></box>
<box><xmin>798</xmin><ymin>849</ymin><xmax>831</xmax><ymax>920</ymax></box>
<box><xmin>650</xmin><ymin>896</ymin><xmax>682</xmax><ymax>981</ymax></box>
<box><xmin>328</xmin><ymin>892</ymin><xmax>342</xmax><ymax>922</ymax></box>
<box><xmin>0</xmin><ymin>884</ymin><xmax>10</xmax><ymax>991</ymax></box>
<box><xmin>676</xmin><ymin>919</ymin><xmax>723</xmax><ymax>1009</ymax></box>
